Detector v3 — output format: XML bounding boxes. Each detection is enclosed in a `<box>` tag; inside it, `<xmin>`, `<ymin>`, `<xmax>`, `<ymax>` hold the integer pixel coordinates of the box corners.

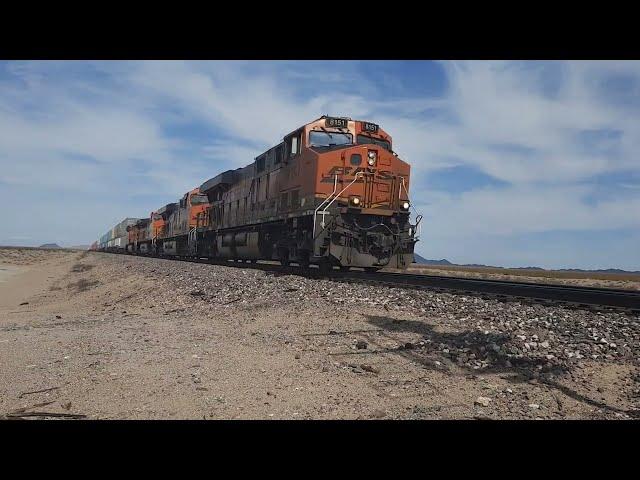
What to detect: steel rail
<box><xmin>335</xmin><ymin>270</ymin><xmax>640</xmax><ymax>311</ymax></box>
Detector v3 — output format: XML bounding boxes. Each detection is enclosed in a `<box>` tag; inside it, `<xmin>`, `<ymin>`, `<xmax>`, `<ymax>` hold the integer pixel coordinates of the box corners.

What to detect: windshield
<box><xmin>309</xmin><ymin>130</ymin><xmax>353</xmax><ymax>147</ymax></box>
<box><xmin>190</xmin><ymin>194</ymin><xmax>209</xmax><ymax>205</ymax></box>
<box><xmin>357</xmin><ymin>134</ymin><xmax>391</xmax><ymax>151</ymax></box>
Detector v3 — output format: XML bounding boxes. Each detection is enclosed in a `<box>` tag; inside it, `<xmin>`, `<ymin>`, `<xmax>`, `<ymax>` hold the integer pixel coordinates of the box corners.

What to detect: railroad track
<box><xmin>95</xmin><ymin>252</ymin><xmax>640</xmax><ymax>313</ymax></box>
<box><xmin>336</xmin><ymin>270</ymin><xmax>640</xmax><ymax>313</ymax></box>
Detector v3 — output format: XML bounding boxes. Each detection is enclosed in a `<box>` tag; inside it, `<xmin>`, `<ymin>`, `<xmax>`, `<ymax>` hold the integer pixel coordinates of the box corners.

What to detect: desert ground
<box><xmin>0</xmin><ymin>247</ymin><xmax>638</xmax><ymax>420</ymax></box>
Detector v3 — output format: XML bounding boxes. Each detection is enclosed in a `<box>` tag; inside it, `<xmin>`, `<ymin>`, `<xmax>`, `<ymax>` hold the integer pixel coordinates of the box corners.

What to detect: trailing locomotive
<box><xmin>98</xmin><ymin>116</ymin><xmax>421</xmax><ymax>272</ymax></box>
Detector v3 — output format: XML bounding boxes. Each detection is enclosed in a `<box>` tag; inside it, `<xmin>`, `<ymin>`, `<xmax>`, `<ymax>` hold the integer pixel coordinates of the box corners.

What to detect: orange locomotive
<box><xmin>123</xmin><ymin>116</ymin><xmax>421</xmax><ymax>271</ymax></box>
<box><xmin>126</xmin><ymin>218</ymin><xmax>151</xmax><ymax>254</ymax></box>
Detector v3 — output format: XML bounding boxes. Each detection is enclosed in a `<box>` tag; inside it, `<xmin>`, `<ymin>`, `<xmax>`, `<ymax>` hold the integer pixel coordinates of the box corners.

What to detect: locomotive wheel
<box><xmin>278</xmin><ymin>247</ymin><xmax>290</xmax><ymax>267</ymax></box>
<box><xmin>317</xmin><ymin>260</ymin><xmax>331</xmax><ymax>276</ymax></box>
<box><xmin>297</xmin><ymin>251</ymin><xmax>310</xmax><ymax>269</ymax></box>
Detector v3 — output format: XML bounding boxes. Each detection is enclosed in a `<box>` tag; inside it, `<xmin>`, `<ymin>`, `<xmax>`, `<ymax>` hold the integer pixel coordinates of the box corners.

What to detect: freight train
<box><xmin>93</xmin><ymin>116</ymin><xmax>422</xmax><ymax>272</ymax></box>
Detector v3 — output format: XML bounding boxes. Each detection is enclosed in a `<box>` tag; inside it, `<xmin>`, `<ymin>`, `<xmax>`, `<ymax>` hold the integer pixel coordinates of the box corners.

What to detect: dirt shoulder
<box><xmin>0</xmin><ymin>250</ymin><xmax>78</xmax><ymax>309</ymax></box>
<box><xmin>0</xmin><ymin>251</ymin><xmax>638</xmax><ymax>420</ymax></box>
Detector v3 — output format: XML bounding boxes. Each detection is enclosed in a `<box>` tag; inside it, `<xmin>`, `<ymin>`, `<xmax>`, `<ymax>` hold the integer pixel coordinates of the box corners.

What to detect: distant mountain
<box><xmin>413</xmin><ymin>254</ymin><xmax>453</xmax><ymax>266</ymax></box>
<box><xmin>412</xmin><ymin>254</ymin><xmax>639</xmax><ymax>274</ymax></box>
<box><xmin>561</xmin><ymin>268</ymin><xmax>640</xmax><ymax>274</ymax></box>
<box><xmin>39</xmin><ymin>243</ymin><xmax>62</xmax><ymax>249</ymax></box>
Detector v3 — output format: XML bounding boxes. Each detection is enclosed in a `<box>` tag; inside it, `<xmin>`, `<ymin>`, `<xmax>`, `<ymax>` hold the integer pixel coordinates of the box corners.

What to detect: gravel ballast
<box><xmin>1</xmin><ymin>251</ymin><xmax>638</xmax><ymax>419</ymax></box>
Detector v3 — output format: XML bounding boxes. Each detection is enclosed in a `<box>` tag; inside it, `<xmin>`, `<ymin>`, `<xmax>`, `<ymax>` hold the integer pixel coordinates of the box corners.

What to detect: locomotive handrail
<box><xmin>400</xmin><ymin>176</ymin><xmax>422</xmax><ymax>239</ymax></box>
<box><xmin>188</xmin><ymin>227</ymin><xmax>197</xmax><ymax>253</ymax></box>
<box><xmin>319</xmin><ymin>171</ymin><xmax>365</xmax><ymax>229</ymax></box>
<box><xmin>312</xmin><ymin>174</ymin><xmax>338</xmax><ymax>241</ymax></box>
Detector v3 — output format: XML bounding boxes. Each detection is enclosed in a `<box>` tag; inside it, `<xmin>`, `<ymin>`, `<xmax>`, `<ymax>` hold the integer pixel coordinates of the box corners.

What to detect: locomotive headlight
<box><xmin>350</xmin><ymin>196</ymin><xmax>361</xmax><ymax>207</ymax></box>
<box><xmin>367</xmin><ymin>150</ymin><xmax>377</xmax><ymax>166</ymax></box>
<box><xmin>401</xmin><ymin>201</ymin><xmax>410</xmax><ymax>210</ymax></box>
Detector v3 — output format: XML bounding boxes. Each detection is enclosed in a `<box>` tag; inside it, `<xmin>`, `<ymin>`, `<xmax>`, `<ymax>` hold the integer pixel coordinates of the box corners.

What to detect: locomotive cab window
<box><xmin>309</xmin><ymin>130</ymin><xmax>353</xmax><ymax>147</ymax></box>
<box><xmin>285</xmin><ymin>130</ymin><xmax>302</xmax><ymax>160</ymax></box>
<box><xmin>357</xmin><ymin>134</ymin><xmax>391</xmax><ymax>151</ymax></box>
<box><xmin>190</xmin><ymin>194</ymin><xmax>208</xmax><ymax>205</ymax></box>
<box><xmin>275</xmin><ymin>144</ymin><xmax>283</xmax><ymax>164</ymax></box>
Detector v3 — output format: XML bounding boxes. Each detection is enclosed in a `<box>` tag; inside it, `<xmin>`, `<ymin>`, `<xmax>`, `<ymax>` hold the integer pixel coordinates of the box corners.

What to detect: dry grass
<box><xmin>71</xmin><ymin>263</ymin><xmax>95</xmax><ymax>273</ymax></box>
<box><xmin>0</xmin><ymin>247</ymin><xmax>76</xmax><ymax>266</ymax></box>
<box><xmin>0</xmin><ymin>246</ymin><xmax>74</xmax><ymax>252</ymax></box>
<box><xmin>68</xmin><ymin>278</ymin><xmax>100</xmax><ymax>293</ymax></box>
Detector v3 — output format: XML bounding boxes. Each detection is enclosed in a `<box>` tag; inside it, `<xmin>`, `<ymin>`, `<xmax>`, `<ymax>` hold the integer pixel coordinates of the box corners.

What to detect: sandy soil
<box><xmin>0</xmin><ymin>250</ymin><xmax>638</xmax><ymax>420</ymax></box>
<box><xmin>0</xmin><ymin>265</ymin><xmax>23</xmax><ymax>284</ymax></box>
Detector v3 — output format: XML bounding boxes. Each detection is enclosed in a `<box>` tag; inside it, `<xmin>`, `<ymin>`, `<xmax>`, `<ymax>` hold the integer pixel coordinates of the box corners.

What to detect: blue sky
<box><xmin>1</xmin><ymin>60</ymin><xmax>639</xmax><ymax>270</ymax></box>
